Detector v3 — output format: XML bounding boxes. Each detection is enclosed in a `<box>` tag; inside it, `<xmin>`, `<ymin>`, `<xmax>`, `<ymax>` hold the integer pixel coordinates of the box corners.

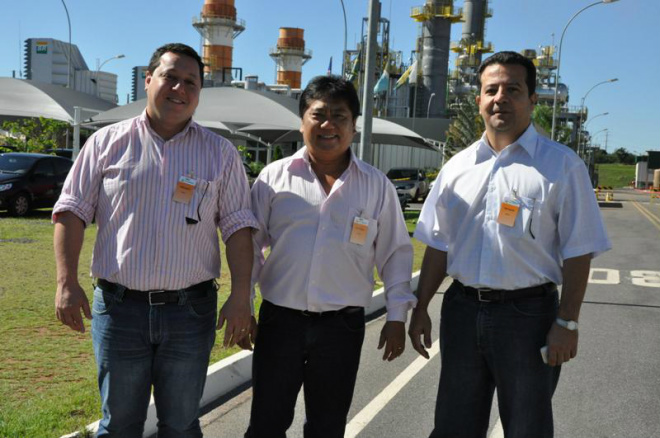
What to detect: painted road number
<box><xmin>588</xmin><ymin>269</ymin><xmax>660</xmax><ymax>288</ymax></box>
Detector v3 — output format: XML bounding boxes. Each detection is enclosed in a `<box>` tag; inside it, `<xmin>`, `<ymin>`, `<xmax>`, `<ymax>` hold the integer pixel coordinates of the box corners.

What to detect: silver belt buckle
<box><xmin>148</xmin><ymin>290</ymin><xmax>166</xmax><ymax>306</ymax></box>
<box><xmin>477</xmin><ymin>288</ymin><xmax>492</xmax><ymax>302</ymax></box>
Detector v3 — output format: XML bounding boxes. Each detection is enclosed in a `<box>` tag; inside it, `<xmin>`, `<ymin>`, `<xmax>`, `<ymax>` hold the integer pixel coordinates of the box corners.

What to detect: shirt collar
<box><xmin>475</xmin><ymin>123</ymin><xmax>539</xmax><ymax>163</ymax></box>
<box><xmin>288</xmin><ymin>146</ymin><xmax>368</xmax><ymax>175</ymax></box>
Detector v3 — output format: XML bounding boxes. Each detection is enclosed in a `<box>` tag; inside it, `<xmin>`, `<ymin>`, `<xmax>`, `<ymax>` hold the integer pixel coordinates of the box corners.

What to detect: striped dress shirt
<box><xmin>251</xmin><ymin>147</ymin><xmax>416</xmax><ymax>322</ymax></box>
<box><xmin>53</xmin><ymin>111</ymin><xmax>259</xmax><ymax>290</ymax></box>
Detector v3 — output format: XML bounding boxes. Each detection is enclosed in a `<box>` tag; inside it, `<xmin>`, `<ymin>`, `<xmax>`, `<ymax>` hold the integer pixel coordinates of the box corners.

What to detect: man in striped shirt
<box><xmin>53</xmin><ymin>43</ymin><xmax>258</xmax><ymax>438</ymax></box>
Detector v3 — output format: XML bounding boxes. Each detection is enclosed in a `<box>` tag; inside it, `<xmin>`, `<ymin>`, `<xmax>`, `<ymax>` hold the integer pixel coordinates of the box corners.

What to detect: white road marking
<box><xmin>344</xmin><ymin>340</ymin><xmax>440</xmax><ymax>438</ymax></box>
<box><xmin>588</xmin><ymin>268</ymin><xmax>621</xmax><ymax>284</ymax></box>
<box><xmin>630</xmin><ymin>270</ymin><xmax>660</xmax><ymax>288</ymax></box>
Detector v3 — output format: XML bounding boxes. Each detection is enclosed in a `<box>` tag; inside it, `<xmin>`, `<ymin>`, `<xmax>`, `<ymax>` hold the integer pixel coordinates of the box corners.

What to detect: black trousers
<box><xmin>245</xmin><ymin>300</ymin><xmax>366</xmax><ymax>438</ymax></box>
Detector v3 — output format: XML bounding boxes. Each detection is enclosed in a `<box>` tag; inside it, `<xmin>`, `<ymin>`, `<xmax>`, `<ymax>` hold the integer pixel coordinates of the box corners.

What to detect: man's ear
<box><xmin>475</xmin><ymin>94</ymin><xmax>481</xmax><ymax>106</ymax></box>
<box><xmin>144</xmin><ymin>72</ymin><xmax>152</xmax><ymax>92</ymax></box>
<box><xmin>530</xmin><ymin>93</ymin><xmax>538</xmax><ymax>106</ymax></box>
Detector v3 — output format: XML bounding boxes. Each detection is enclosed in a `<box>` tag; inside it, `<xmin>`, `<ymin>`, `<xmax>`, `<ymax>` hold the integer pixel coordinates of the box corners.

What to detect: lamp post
<box><xmin>590</xmin><ymin>128</ymin><xmax>608</xmax><ymax>148</ymax></box>
<box><xmin>550</xmin><ymin>0</ymin><xmax>620</xmax><ymax>141</ymax></box>
<box><xmin>427</xmin><ymin>92</ymin><xmax>436</xmax><ymax>118</ymax></box>
<box><xmin>577</xmin><ymin>78</ymin><xmax>617</xmax><ymax>156</ymax></box>
<box><xmin>584</xmin><ymin>111</ymin><xmax>609</xmax><ymax>129</ymax></box>
<box><xmin>95</xmin><ymin>54</ymin><xmax>125</xmax><ymax>98</ymax></box>
<box><xmin>339</xmin><ymin>0</ymin><xmax>348</xmax><ymax>76</ymax></box>
<box><xmin>60</xmin><ymin>0</ymin><xmax>72</xmax><ymax>88</ymax></box>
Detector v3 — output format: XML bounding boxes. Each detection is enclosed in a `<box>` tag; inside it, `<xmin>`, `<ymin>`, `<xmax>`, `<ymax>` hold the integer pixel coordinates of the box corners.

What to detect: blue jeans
<box><xmin>430</xmin><ymin>281</ymin><xmax>561</xmax><ymax>438</ymax></box>
<box><xmin>91</xmin><ymin>282</ymin><xmax>217</xmax><ymax>438</ymax></box>
<box><xmin>245</xmin><ymin>300</ymin><xmax>366</xmax><ymax>438</ymax></box>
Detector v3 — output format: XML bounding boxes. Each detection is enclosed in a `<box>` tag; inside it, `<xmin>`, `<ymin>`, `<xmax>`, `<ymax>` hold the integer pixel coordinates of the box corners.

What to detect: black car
<box><xmin>0</xmin><ymin>153</ymin><xmax>73</xmax><ymax>216</ymax></box>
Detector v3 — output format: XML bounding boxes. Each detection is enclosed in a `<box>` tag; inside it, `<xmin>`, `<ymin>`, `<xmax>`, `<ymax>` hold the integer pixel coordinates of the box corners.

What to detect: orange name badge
<box><xmin>497</xmin><ymin>198</ymin><xmax>521</xmax><ymax>227</ymax></box>
<box><xmin>172</xmin><ymin>176</ymin><xmax>197</xmax><ymax>204</ymax></box>
<box><xmin>349</xmin><ymin>217</ymin><xmax>369</xmax><ymax>245</ymax></box>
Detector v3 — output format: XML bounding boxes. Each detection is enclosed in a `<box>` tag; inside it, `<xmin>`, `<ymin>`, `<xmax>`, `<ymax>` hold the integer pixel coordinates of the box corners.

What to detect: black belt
<box><xmin>455</xmin><ymin>280</ymin><xmax>555</xmax><ymax>303</ymax></box>
<box><xmin>265</xmin><ymin>300</ymin><xmax>364</xmax><ymax>317</ymax></box>
<box><xmin>97</xmin><ymin>278</ymin><xmax>214</xmax><ymax>305</ymax></box>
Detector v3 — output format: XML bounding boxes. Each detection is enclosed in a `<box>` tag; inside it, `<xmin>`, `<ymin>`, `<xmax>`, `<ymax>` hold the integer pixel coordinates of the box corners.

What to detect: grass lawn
<box><xmin>596</xmin><ymin>163</ymin><xmax>635</xmax><ymax>188</ymax></box>
<box><xmin>0</xmin><ymin>209</ymin><xmax>426</xmax><ymax>438</ymax></box>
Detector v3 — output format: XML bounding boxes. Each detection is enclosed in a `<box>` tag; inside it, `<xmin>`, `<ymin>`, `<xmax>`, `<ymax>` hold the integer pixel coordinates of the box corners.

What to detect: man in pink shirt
<box><xmin>244</xmin><ymin>76</ymin><xmax>416</xmax><ymax>438</ymax></box>
<box><xmin>53</xmin><ymin>43</ymin><xmax>258</xmax><ymax>438</ymax></box>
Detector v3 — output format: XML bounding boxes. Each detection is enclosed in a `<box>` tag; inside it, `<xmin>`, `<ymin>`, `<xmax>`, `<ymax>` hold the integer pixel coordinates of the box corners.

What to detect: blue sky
<box><xmin>1</xmin><ymin>0</ymin><xmax>657</xmax><ymax>155</ymax></box>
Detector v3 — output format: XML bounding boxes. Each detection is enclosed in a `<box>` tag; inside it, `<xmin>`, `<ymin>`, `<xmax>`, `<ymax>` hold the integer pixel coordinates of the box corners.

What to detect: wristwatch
<box><xmin>555</xmin><ymin>317</ymin><xmax>578</xmax><ymax>331</ymax></box>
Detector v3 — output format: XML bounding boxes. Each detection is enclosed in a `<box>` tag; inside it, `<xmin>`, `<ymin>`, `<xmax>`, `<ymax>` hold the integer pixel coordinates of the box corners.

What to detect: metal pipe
<box><xmin>60</xmin><ymin>0</ymin><xmax>72</xmax><ymax>88</ymax></box>
<box><xmin>550</xmin><ymin>0</ymin><xmax>620</xmax><ymax>141</ymax></box>
<box><xmin>359</xmin><ymin>0</ymin><xmax>381</xmax><ymax>164</ymax></box>
<box><xmin>427</xmin><ymin>92</ymin><xmax>435</xmax><ymax>118</ymax></box>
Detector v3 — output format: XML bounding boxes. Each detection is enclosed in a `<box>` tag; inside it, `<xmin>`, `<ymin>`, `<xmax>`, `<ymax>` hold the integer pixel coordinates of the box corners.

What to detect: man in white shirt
<box><xmin>245</xmin><ymin>75</ymin><xmax>416</xmax><ymax>438</ymax></box>
<box><xmin>410</xmin><ymin>51</ymin><xmax>610</xmax><ymax>438</ymax></box>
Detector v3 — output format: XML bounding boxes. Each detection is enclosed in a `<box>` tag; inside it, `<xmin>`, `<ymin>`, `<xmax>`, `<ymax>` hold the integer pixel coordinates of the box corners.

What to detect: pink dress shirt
<box><xmin>53</xmin><ymin>111</ymin><xmax>259</xmax><ymax>290</ymax></box>
<box><xmin>251</xmin><ymin>147</ymin><xmax>416</xmax><ymax>322</ymax></box>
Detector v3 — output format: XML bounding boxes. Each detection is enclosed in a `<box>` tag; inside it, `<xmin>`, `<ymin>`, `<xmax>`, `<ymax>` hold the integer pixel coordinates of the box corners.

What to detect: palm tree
<box><xmin>445</xmin><ymin>92</ymin><xmax>484</xmax><ymax>158</ymax></box>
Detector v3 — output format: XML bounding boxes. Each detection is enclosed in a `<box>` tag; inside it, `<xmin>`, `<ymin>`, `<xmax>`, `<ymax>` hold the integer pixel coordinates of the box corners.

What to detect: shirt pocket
<box><xmin>499</xmin><ymin>195</ymin><xmax>536</xmax><ymax>238</ymax></box>
<box><xmin>343</xmin><ymin>207</ymin><xmax>378</xmax><ymax>255</ymax></box>
<box><xmin>185</xmin><ymin>179</ymin><xmax>219</xmax><ymax>223</ymax></box>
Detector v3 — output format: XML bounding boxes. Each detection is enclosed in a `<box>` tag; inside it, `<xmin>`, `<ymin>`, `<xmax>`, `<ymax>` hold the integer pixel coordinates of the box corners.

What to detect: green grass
<box><xmin>596</xmin><ymin>163</ymin><xmax>635</xmax><ymax>188</ymax></box>
<box><xmin>0</xmin><ymin>209</ymin><xmax>428</xmax><ymax>438</ymax></box>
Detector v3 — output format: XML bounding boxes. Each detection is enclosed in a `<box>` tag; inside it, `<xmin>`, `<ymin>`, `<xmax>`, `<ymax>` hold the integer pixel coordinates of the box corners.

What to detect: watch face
<box><xmin>568</xmin><ymin>321</ymin><xmax>578</xmax><ymax>330</ymax></box>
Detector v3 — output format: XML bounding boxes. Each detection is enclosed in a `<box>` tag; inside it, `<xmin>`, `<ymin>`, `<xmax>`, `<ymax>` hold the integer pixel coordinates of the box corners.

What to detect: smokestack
<box><xmin>412</xmin><ymin>0</ymin><xmax>461</xmax><ymax>118</ymax></box>
<box><xmin>193</xmin><ymin>0</ymin><xmax>245</xmax><ymax>85</ymax></box>
<box><xmin>269</xmin><ymin>27</ymin><xmax>312</xmax><ymax>89</ymax></box>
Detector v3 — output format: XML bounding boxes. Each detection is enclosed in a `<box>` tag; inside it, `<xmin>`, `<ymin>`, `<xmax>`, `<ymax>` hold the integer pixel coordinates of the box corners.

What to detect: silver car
<box><xmin>386</xmin><ymin>167</ymin><xmax>430</xmax><ymax>202</ymax></box>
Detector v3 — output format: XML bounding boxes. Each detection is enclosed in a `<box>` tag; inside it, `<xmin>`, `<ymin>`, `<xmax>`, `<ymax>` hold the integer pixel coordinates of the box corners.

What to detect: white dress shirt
<box><xmin>414</xmin><ymin>124</ymin><xmax>611</xmax><ymax>290</ymax></box>
<box><xmin>251</xmin><ymin>147</ymin><xmax>416</xmax><ymax>322</ymax></box>
<box><xmin>53</xmin><ymin>111</ymin><xmax>259</xmax><ymax>290</ymax></box>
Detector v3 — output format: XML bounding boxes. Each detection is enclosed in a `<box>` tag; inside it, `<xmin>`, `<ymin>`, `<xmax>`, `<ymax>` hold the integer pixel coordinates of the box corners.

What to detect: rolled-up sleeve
<box><xmin>52</xmin><ymin>134</ymin><xmax>103</xmax><ymax>226</ymax></box>
<box><xmin>216</xmin><ymin>143</ymin><xmax>259</xmax><ymax>242</ymax></box>
<box><xmin>375</xmin><ymin>182</ymin><xmax>416</xmax><ymax>322</ymax></box>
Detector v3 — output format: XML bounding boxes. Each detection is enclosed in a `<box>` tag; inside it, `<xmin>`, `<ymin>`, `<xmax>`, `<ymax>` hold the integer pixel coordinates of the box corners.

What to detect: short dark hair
<box><xmin>147</xmin><ymin>43</ymin><xmax>205</xmax><ymax>87</ymax></box>
<box><xmin>477</xmin><ymin>51</ymin><xmax>536</xmax><ymax>97</ymax></box>
<box><xmin>299</xmin><ymin>75</ymin><xmax>360</xmax><ymax>119</ymax></box>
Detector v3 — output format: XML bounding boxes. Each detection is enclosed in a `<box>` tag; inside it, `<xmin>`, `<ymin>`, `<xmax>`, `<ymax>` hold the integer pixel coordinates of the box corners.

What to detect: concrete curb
<box><xmin>62</xmin><ymin>272</ymin><xmax>420</xmax><ymax>438</ymax></box>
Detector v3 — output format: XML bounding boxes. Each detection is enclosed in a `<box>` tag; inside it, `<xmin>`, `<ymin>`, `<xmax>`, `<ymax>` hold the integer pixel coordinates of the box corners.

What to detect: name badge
<box><xmin>173</xmin><ymin>176</ymin><xmax>197</xmax><ymax>204</ymax></box>
<box><xmin>497</xmin><ymin>197</ymin><xmax>520</xmax><ymax>227</ymax></box>
<box><xmin>349</xmin><ymin>217</ymin><xmax>369</xmax><ymax>245</ymax></box>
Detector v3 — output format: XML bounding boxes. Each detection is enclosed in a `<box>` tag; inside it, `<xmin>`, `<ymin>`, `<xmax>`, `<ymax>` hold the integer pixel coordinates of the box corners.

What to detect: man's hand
<box><xmin>408</xmin><ymin>308</ymin><xmax>433</xmax><ymax>359</ymax></box>
<box><xmin>236</xmin><ymin>316</ymin><xmax>258</xmax><ymax>351</ymax></box>
<box><xmin>378</xmin><ymin>321</ymin><xmax>406</xmax><ymax>361</ymax></box>
<box><xmin>217</xmin><ymin>293</ymin><xmax>252</xmax><ymax>348</ymax></box>
<box><xmin>55</xmin><ymin>281</ymin><xmax>92</xmax><ymax>333</ymax></box>
<box><xmin>545</xmin><ymin>322</ymin><xmax>579</xmax><ymax>367</ymax></box>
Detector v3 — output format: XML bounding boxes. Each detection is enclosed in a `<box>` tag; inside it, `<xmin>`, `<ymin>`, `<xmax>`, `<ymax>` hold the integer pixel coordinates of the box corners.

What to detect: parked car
<box><xmin>397</xmin><ymin>192</ymin><xmax>411</xmax><ymax>211</ymax></box>
<box><xmin>386</xmin><ymin>167</ymin><xmax>430</xmax><ymax>201</ymax></box>
<box><xmin>0</xmin><ymin>153</ymin><xmax>73</xmax><ymax>216</ymax></box>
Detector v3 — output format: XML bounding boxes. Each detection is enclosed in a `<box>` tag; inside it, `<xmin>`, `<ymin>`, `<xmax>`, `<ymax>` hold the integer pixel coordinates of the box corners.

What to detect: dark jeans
<box><xmin>91</xmin><ymin>282</ymin><xmax>217</xmax><ymax>438</ymax></box>
<box><xmin>430</xmin><ymin>281</ymin><xmax>561</xmax><ymax>438</ymax></box>
<box><xmin>245</xmin><ymin>300</ymin><xmax>366</xmax><ymax>438</ymax></box>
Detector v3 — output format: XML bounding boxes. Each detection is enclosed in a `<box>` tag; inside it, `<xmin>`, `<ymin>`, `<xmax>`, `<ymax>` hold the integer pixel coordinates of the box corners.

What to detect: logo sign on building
<box><xmin>36</xmin><ymin>41</ymin><xmax>49</xmax><ymax>54</ymax></box>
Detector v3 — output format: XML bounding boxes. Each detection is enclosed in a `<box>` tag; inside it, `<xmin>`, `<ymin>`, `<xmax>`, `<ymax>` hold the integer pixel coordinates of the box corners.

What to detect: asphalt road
<box><xmin>200</xmin><ymin>188</ymin><xmax>660</xmax><ymax>438</ymax></box>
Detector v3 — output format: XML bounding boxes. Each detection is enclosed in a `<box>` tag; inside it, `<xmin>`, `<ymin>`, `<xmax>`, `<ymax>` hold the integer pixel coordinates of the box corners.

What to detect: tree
<box><xmin>2</xmin><ymin>117</ymin><xmax>70</xmax><ymax>153</ymax></box>
<box><xmin>532</xmin><ymin>104</ymin><xmax>572</xmax><ymax>146</ymax></box>
<box><xmin>613</xmin><ymin>147</ymin><xmax>635</xmax><ymax>165</ymax></box>
<box><xmin>445</xmin><ymin>92</ymin><xmax>484</xmax><ymax>158</ymax></box>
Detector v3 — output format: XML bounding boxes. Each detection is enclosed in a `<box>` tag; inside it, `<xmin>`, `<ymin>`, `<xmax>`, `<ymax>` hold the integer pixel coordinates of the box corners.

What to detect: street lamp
<box><xmin>95</xmin><ymin>54</ymin><xmax>125</xmax><ymax>98</ymax></box>
<box><xmin>577</xmin><ymin>78</ymin><xmax>617</xmax><ymax>155</ymax></box>
<box><xmin>339</xmin><ymin>0</ymin><xmax>348</xmax><ymax>76</ymax></box>
<box><xmin>427</xmin><ymin>92</ymin><xmax>436</xmax><ymax>118</ymax></box>
<box><xmin>60</xmin><ymin>0</ymin><xmax>72</xmax><ymax>88</ymax></box>
<box><xmin>550</xmin><ymin>0</ymin><xmax>620</xmax><ymax>140</ymax></box>
<box><xmin>584</xmin><ymin>111</ymin><xmax>609</xmax><ymax>129</ymax></box>
<box><xmin>590</xmin><ymin>128</ymin><xmax>608</xmax><ymax>148</ymax></box>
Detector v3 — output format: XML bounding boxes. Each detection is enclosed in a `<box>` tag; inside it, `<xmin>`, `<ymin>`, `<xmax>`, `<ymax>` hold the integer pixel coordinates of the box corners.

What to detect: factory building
<box><xmin>23</xmin><ymin>38</ymin><xmax>119</xmax><ymax>103</ymax></box>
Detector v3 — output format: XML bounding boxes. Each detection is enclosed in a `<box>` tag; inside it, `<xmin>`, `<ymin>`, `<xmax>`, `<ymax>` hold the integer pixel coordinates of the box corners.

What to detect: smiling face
<box><xmin>145</xmin><ymin>51</ymin><xmax>201</xmax><ymax>139</ymax></box>
<box><xmin>476</xmin><ymin>63</ymin><xmax>537</xmax><ymax>150</ymax></box>
<box><xmin>300</xmin><ymin>98</ymin><xmax>357</xmax><ymax>162</ymax></box>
